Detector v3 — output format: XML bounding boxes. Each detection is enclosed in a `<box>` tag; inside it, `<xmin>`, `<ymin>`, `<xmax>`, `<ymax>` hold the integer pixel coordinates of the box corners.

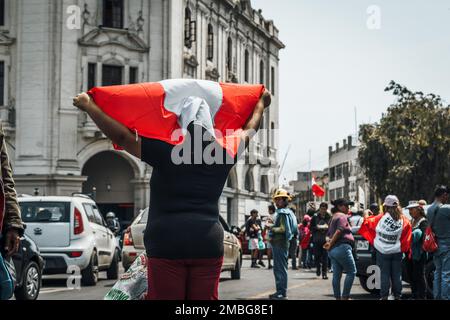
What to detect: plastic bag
<box><xmin>104</xmin><ymin>252</ymin><xmax>148</xmax><ymax>300</ymax></box>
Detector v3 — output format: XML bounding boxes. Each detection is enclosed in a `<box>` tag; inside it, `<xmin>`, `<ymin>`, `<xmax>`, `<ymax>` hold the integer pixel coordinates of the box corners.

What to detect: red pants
<box><xmin>147</xmin><ymin>257</ymin><xmax>223</xmax><ymax>300</ymax></box>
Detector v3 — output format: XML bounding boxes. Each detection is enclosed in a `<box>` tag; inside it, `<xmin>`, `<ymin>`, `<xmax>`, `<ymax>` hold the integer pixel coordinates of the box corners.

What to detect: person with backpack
<box><xmin>359</xmin><ymin>195</ymin><xmax>412</xmax><ymax>300</ymax></box>
<box><xmin>406</xmin><ymin>203</ymin><xmax>428</xmax><ymax>299</ymax></box>
<box><xmin>299</xmin><ymin>215</ymin><xmax>312</xmax><ymax>269</ymax></box>
<box><xmin>427</xmin><ymin>185</ymin><xmax>450</xmax><ymax>300</ymax></box>
<box><xmin>267</xmin><ymin>189</ymin><xmax>297</xmax><ymax>300</ymax></box>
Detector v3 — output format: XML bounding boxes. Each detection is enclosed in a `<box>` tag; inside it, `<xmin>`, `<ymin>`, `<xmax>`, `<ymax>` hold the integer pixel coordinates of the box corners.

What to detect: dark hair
<box><xmin>435</xmin><ymin>185</ymin><xmax>449</xmax><ymax>198</ymax></box>
<box><xmin>268</xmin><ymin>205</ymin><xmax>276</xmax><ymax>212</ymax></box>
<box><xmin>250</xmin><ymin>209</ymin><xmax>258</xmax><ymax>215</ymax></box>
<box><xmin>330</xmin><ymin>207</ymin><xmax>339</xmax><ymax>214</ymax></box>
<box><xmin>319</xmin><ymin>202</ymin><xmax>328</xmax><ymax>209</ymax></box>
<box><xmin>415</xmin><ymin>206</ymin><xmax>426</xmax><ymax>218</ymax></box>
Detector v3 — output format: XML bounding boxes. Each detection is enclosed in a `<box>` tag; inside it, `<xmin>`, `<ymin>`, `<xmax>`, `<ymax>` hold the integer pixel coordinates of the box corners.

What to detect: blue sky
<box><xmin>252</xmin><ymin>0</ymin><xmax>450</xmax><ymax>184</ymax></box>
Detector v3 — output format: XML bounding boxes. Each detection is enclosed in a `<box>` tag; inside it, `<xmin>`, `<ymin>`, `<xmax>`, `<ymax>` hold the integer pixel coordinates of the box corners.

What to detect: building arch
<box><xmin>77</xmin><ymin>139</ymin><xmax>144</xmax><ymax>179</ymax></box>
<box><xmin>81</xmin><ymin>150</ymin><xmax>135</xmax><ymax>226</ymax></box>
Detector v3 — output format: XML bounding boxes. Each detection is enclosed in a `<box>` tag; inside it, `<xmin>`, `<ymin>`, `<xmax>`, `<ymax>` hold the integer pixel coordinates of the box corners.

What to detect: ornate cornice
<box><xmin>78</xmin><ymin>27</ymin><xmax>149</xmax><ymax>53</ymax></box>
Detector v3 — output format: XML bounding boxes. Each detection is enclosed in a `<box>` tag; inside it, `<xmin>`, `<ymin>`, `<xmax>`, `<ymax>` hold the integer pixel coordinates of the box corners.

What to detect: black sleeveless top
<box><xmin>141</xmin><ymin>124</ymin><xmax>241</xmax><ymax>259</ymax></box>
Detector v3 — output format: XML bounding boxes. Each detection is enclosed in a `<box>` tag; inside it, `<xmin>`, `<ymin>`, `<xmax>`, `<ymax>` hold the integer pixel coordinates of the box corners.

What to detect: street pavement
<box><xmin>37</xmin><ymin>259</ymin><xmax>411</xmax><ymax>300</ymax></box>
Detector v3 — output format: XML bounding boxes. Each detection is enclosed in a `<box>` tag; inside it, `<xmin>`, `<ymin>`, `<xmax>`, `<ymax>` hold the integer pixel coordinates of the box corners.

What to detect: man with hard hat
<box><xmin>267</xmin><ymin>188</ymin><xmax>297</xmax><ymax>300</ymax></box>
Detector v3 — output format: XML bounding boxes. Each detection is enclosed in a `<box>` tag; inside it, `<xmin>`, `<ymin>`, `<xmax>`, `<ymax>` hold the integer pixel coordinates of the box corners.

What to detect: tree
<box><xmin>359</xmin><ymin>81</ymin><xmax>450</xmax><ymax>204</ymax></box>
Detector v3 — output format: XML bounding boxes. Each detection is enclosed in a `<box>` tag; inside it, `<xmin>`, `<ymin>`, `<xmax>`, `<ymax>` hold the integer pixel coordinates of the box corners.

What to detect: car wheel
<box><xmin>14</xmin><ymin>261</ymin><xmax>41</xmax><ymax>301</ymax></box>
<box><xmin>107</xmin><ymin>250</ymin><xmax>119</xmax><ymax>280</ymax></box>
<box><xmin>425</xmin><ymin>260</ymin><xmax>435</xmax><ymax>299</ymax></box>
<box><xmin>230</xmin><ymin>256</ymin><xmax>241</xmax><ymax>280</ymax></box>
<box><xmin>81</xmin><ymin>252</ymin><xmax>99</xmax><ymax>286</ymax></box>
<box><xmin>359</xmin><ymin>276</ymin><xmax>379</xmax><ymax>295</ymax></box>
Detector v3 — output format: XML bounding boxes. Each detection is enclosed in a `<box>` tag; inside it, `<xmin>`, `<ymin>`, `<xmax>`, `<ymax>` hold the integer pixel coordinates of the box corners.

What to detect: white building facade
<box><xmin>328</xmin><ymin>135</ymin><xmax>374</xmax><ymax>209</ymax></box>
<box><xmin>0</xmin><ymin>0</ymin><xmax>283</xmax><ymax>227</ymax></box>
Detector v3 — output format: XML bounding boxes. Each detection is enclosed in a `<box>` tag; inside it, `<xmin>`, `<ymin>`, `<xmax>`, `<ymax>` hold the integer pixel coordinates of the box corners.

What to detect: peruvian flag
<box><xmin>87</xmin><ymin>79</ymin><xmax>265</xmax><ymax>157</ymax></box>
<box><xmin>311</xmin><ymin>176</ymin><xmax>325</xmax><ymax>198</ymax></box>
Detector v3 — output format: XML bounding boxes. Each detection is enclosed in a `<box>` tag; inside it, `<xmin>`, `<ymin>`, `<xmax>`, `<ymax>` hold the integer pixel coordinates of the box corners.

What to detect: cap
<box><xmin>383</xmin><ymin>195</ymin><xmax>399</xmax><ymax>207</ymax></box>
<box><xmin>406</xmin><ymin>203</ymin><xmax>420</xmax><ymax>210</ymax></box>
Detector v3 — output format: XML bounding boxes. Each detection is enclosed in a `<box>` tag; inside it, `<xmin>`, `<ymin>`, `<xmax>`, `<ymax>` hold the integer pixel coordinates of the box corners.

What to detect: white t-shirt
<box><xmin>374</xmin><ymin>213</ymin><xmax>403</xmax><ymax>254</ymax></box>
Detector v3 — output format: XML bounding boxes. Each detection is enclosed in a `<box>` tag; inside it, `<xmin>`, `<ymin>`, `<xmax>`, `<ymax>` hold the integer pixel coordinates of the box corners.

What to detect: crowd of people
<box><xmin>245</xmin><ymin>185</ymin><xmax>450</xmax><ymax>300</ymax></box>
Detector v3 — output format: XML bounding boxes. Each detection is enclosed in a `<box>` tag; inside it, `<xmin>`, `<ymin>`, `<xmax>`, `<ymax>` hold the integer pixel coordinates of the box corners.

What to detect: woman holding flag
<box><xmin>73</xmin><ymin>79</ymin><xmax>271</xmax><ymax>300</ymax></box>
<box><xmin>359</xmin><ymin>195</ymin><xmax>412</xmax><ymax>300</ymax></box>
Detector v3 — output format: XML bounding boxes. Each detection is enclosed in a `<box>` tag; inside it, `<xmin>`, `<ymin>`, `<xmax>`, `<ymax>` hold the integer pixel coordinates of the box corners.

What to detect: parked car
<box><xmin>10</xmin><ymin>233</ymin><xmax>45</xmax><ymax>300</ymax></box>
<box><xmin>352</xmin><ymin>224</ymin><xmax>435</xmax><ymax>298</ymax></box>
<box><xmin>122</xmin><ymin>208</ymin><xmax>243</xmax><ymax>279</ymax></box>
<box><xmin>18</xmin><ymin>194</ymin><xmax>120</xmax><ymax>286</ymax></box>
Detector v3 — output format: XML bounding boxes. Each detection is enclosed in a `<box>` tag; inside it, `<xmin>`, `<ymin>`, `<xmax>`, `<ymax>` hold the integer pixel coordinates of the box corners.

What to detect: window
<box><xmin>129</xmin><ymin>67</ymin><xmax>138</xmax><ymax>84</ymax></box>
<box><xmin>184</xmin><ymin>8</ymin><xmax>196</xmax><ymax>48</ymax></box>
<box><xmin>92</xmin><ymin>205</ymin><xmax>105</xmax><ymax>226</ymax></box>
<box><xmin>270</xmin><ymin>122</ymin><xmax>275</xmax><ymax>147</ymax></box>
<box><xmin>102</xmin><ymin>65</ymin><xmax>123</xmax><ymax>86</ymax></box>
<box><xmin>259</xmin><ymin>60</ymin><xmax>265</xmax><ymax>85</ymax></box>
<box><xmin>260</xmin><ymin>176</ymin><xmax>268</xmax><ymax>194</ymax></box>
<box><xmin>271</xmin><ymin>66</ymin><xmax>275</xmax><ymax>94</ymax></box>
<box><xmin>19</xmin><ymin>202</ymin><xmax>71</xmax><ymax>223</ymax></box>
<box><xmin>336</xmin><ymin>164</ymin><xmax>343</xmax><ymax>180</ymax></box>
<box><xmin>0</xmin><ymin>0</ymin><xmax>4</xmax><ymax>26</ymax></box>
<box><xmin>227</xmin><ymin>37</ymin><xmax>233</xmax><ymax>72</ymax></box>
<box><xmin>227</xmin><ymin>198</ymin><xmax>232</xmax><ymax>226</ymax></box>
<box><xmin>245</xmin><ymin>169</ymin><xmax>254</xmax><ymax>192</ymax></box>
<box><xmin>330</xmin><ymin>167</ymin><xmax>336</xmax><ymax>182</ymax></box>
<box><xmin>103</xmin><ymin>0</ymin><xmax>124</xmax><ymax>29</ymax></box>
<box><xmin>0</xmin><ymin>61</ymin><xmax>4</xmax><ymax>106</ymax></box>
<box><xmin>207</xmin><ymin>24</ymin><xmax>214</xmax><ymax>61</ymax></box>
<box><xmin>244</xmin><ymin>50</ymin><xmax>249</xmax><ymax>82</ymax></box>
<box><xmin>138</xmin><ymin>209</ymin><xmax>148</xmax><ymax>225</ymax></box>
<box><xmin>87</xmin><ymin>63</ymin><xmax>97</xmax><ymax>91</ymax></box>
<box><xmin>82</xmin><ymin>204</ymin><xmax>96</xmax><ymax>223</ymax></box>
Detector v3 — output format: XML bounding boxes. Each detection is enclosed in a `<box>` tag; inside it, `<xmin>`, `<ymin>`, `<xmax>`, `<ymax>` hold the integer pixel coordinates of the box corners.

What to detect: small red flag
<box><xmin>311</xmin><ymin>176</ymin><xmax>325</xmax><ymax>198</ymax></box>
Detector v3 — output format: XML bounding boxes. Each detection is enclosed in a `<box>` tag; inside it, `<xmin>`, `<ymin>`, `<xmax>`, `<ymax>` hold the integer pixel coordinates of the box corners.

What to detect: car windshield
<box><xmin>138</xmin><ymin>209</ymin><xmax>148</xmax><ymax>224</ymax></box>
<box><xmin>20</xmin><ymin>202</ymin><xmax>71</xmax><ymax>223</ymax></box>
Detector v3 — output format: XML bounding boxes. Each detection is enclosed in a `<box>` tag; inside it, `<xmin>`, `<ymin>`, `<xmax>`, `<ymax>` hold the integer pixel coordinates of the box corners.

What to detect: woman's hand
<box><xmin>323</xmin><ymin>242</ymin><xmax>331</xmax><ymax>251</ymax></box>
<box><xmin>73</xmin><ymin>92</ymin><xmax>92</xmax><ymax>112</ymax></box>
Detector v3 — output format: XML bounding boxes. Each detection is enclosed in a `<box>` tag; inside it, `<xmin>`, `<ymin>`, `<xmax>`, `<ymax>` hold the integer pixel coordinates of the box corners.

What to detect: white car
<box><xmin>18</xmin><ymin>195</ymin><xmax>120</xmax><ymax>286</ymax></box>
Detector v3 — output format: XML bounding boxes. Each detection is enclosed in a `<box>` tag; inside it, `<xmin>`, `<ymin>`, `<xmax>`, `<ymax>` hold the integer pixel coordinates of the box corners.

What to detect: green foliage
<box><xmin>358</xmin><ymin>81</ymin><xmax>450</xmax><ymax>204</ymax></box>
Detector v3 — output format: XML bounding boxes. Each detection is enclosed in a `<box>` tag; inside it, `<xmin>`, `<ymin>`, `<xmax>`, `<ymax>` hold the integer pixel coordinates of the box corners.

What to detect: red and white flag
<box><xmin>87</xmin><ymin>79</ymin><xmax>265</xmax><ymax>157</ymax></box>
<box><xmin>311</xmin><ymin>176</ymin><xmax>325</xmax><ymax>198</ymax></box>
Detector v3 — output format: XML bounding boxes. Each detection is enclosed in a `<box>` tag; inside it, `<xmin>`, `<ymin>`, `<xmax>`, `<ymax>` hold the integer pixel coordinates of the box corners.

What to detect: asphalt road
<box><xmin>37</xmin><ymin>259</ymin><xmax>401</xmax><ymax>300</ymax></box>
